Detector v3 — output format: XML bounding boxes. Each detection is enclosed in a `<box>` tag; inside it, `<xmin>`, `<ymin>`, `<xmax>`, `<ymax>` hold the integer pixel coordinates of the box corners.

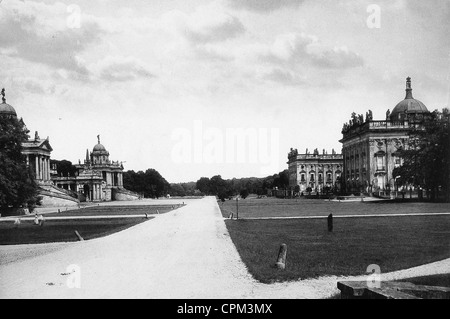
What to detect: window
<box><xmin>376</xmin><ymin>156</ymin><xmax>385</xmax><ymax>171</ymax></box>
<box><xmin>301</xmin><ymin>174</ymin><xmax>305</xmax><ymax>182</ymax></box>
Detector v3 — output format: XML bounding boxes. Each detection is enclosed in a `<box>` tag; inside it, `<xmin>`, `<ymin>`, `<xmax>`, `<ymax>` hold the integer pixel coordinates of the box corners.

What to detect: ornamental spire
<box><xmin>405</xmin><ymin>77</ymin><xmax>413</xmax><ymax>99</ymax></box>
<box><xmin>97</xmin><ymin>134</ymin><xmax>100</xmax><ymax>144</ymax></box>
<box><xmin>1</xmin><ymin>88</ymin><xmax>5</xmax><ymax>103</ymax></box>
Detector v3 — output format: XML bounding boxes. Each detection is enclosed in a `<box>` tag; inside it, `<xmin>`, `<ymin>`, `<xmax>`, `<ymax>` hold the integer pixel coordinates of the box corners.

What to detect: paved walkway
<box><xmin>0</xmin><ymin>197</ymin><xmax>448</xmax><ymax>299</ymax></box>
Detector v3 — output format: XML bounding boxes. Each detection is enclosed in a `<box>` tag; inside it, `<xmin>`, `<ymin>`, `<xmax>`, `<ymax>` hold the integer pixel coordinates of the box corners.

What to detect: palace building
<box><xmin>52</xmin><ymin>136</ymin><xmax>137</xmax><ymax>202</ymax></box>
<box><xmin>340</xmin><ymin>77</ymin><xmax>430</xmax><ymax>194</ymax></box>
<box><xmin>1</xmin><ymin>89</ymin><xmax>138</xmax><ymax>206</ymax></box>
<box><xmin>288</xmin><ymin>148</ymin><xmax>343</xmax><ymax>193</ymax></box>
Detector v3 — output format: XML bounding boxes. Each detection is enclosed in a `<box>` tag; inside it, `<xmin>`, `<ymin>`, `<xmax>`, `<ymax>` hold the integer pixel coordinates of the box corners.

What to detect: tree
<box><xmin>196</xmin><ymin>177</ymin><xmax>211</xmax><ymax>195</ymax></box>
<box><xmin>240</xmin><ymin>188</ymin><xmax>250</xmax><ymax>199</ymax></box>
<box><xmin>393</xmin><ymin>109</ymin><xmax>450</xmax><ymax>201</ymax></box>
<box><xmin>294</xmin><ymin>185</ymin><xmax>300</xmax><ymax>196</ymax></box>
<box><xmin>123</xmin><ymin>169</ymin><xmax>170</xmax><ymax>198</ymax></box>
<box><xmin>0</xmin><ymin>115</ymin><xmax>40</xmax><ymax>212</ymax></box>
<box><xmin>170</xmin><ymin>183</ymin><xmax>186</xmax><ymax>197</ymax></box>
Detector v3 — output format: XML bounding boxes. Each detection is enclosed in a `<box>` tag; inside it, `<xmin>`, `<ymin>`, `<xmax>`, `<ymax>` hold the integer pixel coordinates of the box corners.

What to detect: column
<box><xmin>44</xmin><ymin>157</ymin><xmax>48</xmax><ymax>181</ymax></box>
<box><xmin>46</xmin><ymin>157</ymin><xmax>50</xmax><ymax>180</ymax></box>
<box><xmin>38</xmin><ymin>156</ymin><xmax>42</xmax><ymax>180</ymax></box>
<box><xmin>35</xmin><ymin>156</ymin><xmax>39</xmax><ymax>179</ymax></box>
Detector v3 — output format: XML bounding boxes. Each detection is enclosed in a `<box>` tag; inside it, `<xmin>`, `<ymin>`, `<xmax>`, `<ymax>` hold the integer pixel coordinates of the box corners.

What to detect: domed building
<box><xmin>340</xmin><ymin>77</ymin><xmax>431</xmax><ymax>194</ymax></box>
<box><xmin>0</xmin><ymin>92</ymin><xmax>18</xmax><ymax>117</ymax></box>
<box><xmin>390</xmin><ymin>77</ymin><xmax>429</xmax><ymax>122</ymax></box>
<box><xmin>53</xmin><ymin>136</ymin><xmax>139</xmax><ymax>202</ymax></box>
<box><xmin>1</xmin><ymin>88</ymin><xmax>79</xmax><ymax>209</ymax></box>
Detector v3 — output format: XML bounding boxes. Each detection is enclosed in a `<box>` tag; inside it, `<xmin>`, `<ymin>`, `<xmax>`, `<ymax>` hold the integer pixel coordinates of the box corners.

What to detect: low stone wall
<box><xmin>39</xmin><ymin>195</ymin><xmax>79</xmax><ymax>208</ymax></box>
<box><xmin>337</xmin><ymin>281</ymin><xmax>450</xmax><ymax>299</ymax></box>
<box><xmin>38</xmin><ymin>185</ymin><xmax>80</xmax><ymax>207</ymax></box>
<box><xmin>113</xmin><ymin>188</ymin><xmax>140</xmax><ymax>201</ymax></box>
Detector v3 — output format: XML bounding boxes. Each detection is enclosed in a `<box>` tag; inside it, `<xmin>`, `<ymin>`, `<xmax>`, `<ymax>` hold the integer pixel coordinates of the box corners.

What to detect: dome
<box><xmin>93</xmin><ymin>143</ymin><xmax>107</xmax><ymax>152</ymax></box>
<box><xmin>0</xmin><ymin>102</ymin><xmax>17</xmax><ymax>116</ymax></box>
<box><xmin>92</xmin><ymin>135</ymin><xmax>109</xmax><ymax>154</ymax></box>
<box><xmin>390</xmin><ymin>77</ymin><xmax>429</xmax><ymax>121</ymax></box>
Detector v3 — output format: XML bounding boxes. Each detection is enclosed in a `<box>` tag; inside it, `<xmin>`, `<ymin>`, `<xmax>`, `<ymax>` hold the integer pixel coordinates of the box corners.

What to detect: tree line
<box><xmin>1</xmin><ymin>108</ymin><xmax>448</xmax><ymax>214</ymax></box>
<box><xmin>193</xmin><ymin>170</ymin><xmax>290</xmax><ymax>200</ymax></box>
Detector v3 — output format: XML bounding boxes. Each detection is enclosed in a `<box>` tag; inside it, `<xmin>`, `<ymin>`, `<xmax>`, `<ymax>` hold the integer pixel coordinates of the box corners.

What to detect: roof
<box><xmin>390</xmin><ymin>77</ymin><xmax>429</xmax><ymax>120</ymax></box>
<box><xmin>22</xmin><ymin>138</ymin><xmax>53</xmax><ymax>153</ymax></box>
<box><xmin>0</xmin><ymin>102</ymin><xmax>17</xmax><ymax>116</ymax></box>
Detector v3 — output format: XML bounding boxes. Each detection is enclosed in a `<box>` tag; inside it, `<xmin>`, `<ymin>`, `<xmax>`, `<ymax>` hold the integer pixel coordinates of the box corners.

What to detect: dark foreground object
<box><xmin>337</xmin><ymin>281</ymin><xmax>450</xmax><ymax>299</ymax></box>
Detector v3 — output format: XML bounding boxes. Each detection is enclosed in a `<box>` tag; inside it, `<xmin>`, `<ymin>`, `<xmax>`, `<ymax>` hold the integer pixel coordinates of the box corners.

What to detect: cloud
<box><xmin>312</xmin><ymin>46</ymin><xmax>364</xmax><ymax>69</ymax></box>
<box><xmin>162</xmin><ymin>4</ymin><xmax>245</xmax><ymax>44</ymax></box>
<box><xmin>0</xmin><ymin>0</ymin><xmax>105</xmax><ymax>75</ymax></box>
<box><xmin>186</xmin><ymin>15</ymin><xmax>245</xmax><ymax>44</ymax></box>
<box><xmin>92</xmin><ymin>56</ymin><xmax>155</xmax><ymax>82</ymax></box>
<box><xmin>262</xmin><ymin>68</ymin><xmax>307</xmax><ymax>86</ymax></box>
<box><xmin>227</xmin><ymin>0</ymin><xmax>305</xmax><ymax>12</ymax></box>
<box><xmin>263</xmin><ymin>33</ymin><xmax>363</xmax><ymax>69</ymax></box>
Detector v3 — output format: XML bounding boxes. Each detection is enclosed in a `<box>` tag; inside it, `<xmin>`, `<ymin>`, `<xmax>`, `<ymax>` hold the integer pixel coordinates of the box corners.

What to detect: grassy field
<box><xmin>0</xmin><ymin>218</ymin><xmax>150</xmax><ymax>245</ymax></box>
<box><xmin>43</xmin><ymin>204</ymin><xmax>178</xmax><ymax>217</ymax></box>
<box><xmin>398</xmin><ymin>273</ymin><xmax>450</xmax><ymax>288</ymax></box>
<box><xmin>220</xmin><ymin>197</ymin><xmax>450</xmax><ymax>218</ymax></box>
<box><xmin>224</xmin><ymin>215</ymin><xmax>450</xmax><ymax>283</ymax></box>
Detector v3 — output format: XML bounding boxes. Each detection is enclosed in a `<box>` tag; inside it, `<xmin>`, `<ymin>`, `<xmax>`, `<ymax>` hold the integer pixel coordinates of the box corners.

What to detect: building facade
<box><xmin>1</xmin><ymin>89</ymin><xmax>79</xmax><ymax>208</ymax></box>
<box><xmin>1</xmin><ymin>88</ymin><xmax>137</xmax><ymax>205</ymax></box>
<box><xmin>340</xmin><ymin>77</ymin><xmax>430</xmax><ymax>194</ymax></box>
<box><xmin>53</xmin><ymin>136</ymin><xmax>128</xmax><ymax>202</ymax></box>
<box><xmin>22</xmin><ymin>132</ymin><xmax>53</xmax><ymax>185</ymax></box>
<box><xmin>288</xmin><ymin>148</ymin><xmax>343</xmax><ymax>193</ymax></box>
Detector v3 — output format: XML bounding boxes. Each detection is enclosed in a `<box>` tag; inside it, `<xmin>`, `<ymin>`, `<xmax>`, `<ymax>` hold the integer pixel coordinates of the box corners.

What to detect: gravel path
<box><xmin>0</xmin><ymin>197</ymin><xmax>448</xmax><ymax>299</ymax></box>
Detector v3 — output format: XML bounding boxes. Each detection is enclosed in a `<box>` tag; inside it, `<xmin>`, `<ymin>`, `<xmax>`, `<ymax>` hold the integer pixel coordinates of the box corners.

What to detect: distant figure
<box><xmin>14</xmin><ymin>218</ymin><xmax>21</xmax><ymax>228</ymax></box>
<box><xmin>34</xmin><ymin>214</ymin><xmax>39</xmax><ymax>225</ymax></box>
<box><xmin>38</xmin><ymin>214</ymin><xmax>45</xmax><ymax>226</ymax></box>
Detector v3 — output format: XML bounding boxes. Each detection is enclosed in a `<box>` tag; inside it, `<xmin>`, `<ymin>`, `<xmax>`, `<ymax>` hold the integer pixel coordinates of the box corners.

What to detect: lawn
<box><xmin>398</xmin><ymin>274</ymin><xmax>450</xmax><ymax>288</ymax></box>
<box><xmin>0</xmin><ymin>218</ymin><xmax>151</xmax><ymax>245</ymax></box>
<box><xmin>43</xmin><ymin>204</ymin><xmax>178</xmax><ymax>217</ymax></box>
<box><xmin>224</xmin><ymin>215</ymin><xmax>450</xmax><ymax>283</ymax></box>
<box><xmin>220</xmin><ymin>197</ymin><xmax>450</xmax><ymax>218</ymax></box>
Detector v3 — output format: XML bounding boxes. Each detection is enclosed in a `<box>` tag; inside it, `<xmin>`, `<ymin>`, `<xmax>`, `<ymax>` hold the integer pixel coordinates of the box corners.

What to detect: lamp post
<box><xmin>236</xmin><ymin>196</ymin><xmax>239</xmax><ymax>220</ymax></box>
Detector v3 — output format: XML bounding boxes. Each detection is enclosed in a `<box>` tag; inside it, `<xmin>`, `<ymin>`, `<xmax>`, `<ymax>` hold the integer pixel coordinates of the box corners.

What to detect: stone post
<box><xmin>328</xmin><ymin>213</ymin><xmax>333</xmax><ymax>232</ymax></box>
<box><xmin>275</xmin><ymin>244</ymin><xmax>287</xmax><ymax>270</ymax></box>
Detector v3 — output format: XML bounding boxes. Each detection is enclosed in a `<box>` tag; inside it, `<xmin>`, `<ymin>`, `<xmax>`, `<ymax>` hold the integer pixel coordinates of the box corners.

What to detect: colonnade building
<box><xmin>288</xmin><ymin>148</ymin><xmax>343</xmax><ymax>193</ymax></box>
<box><xmin>52</xmin><ymin>136</ymin><xmax>128</xmax><ymax>202</ymax></box>
<box><xmin>1</xmin><ymin>89</ymin><xmax>137</xmax><ymax>205</ymax></box>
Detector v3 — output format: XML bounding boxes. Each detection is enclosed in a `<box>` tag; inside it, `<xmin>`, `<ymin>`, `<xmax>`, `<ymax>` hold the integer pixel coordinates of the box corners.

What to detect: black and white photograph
<box><xmin>0</xmin><ymin>0</ymin><xmax>449</xmax><ymax>303</ymax></box>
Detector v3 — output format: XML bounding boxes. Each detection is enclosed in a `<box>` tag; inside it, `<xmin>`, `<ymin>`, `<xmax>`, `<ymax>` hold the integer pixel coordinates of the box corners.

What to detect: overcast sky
<box><xmin>1</xmin><ymin>0</ymin><xmax>449</xmax><ymax>183</ymax></box>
